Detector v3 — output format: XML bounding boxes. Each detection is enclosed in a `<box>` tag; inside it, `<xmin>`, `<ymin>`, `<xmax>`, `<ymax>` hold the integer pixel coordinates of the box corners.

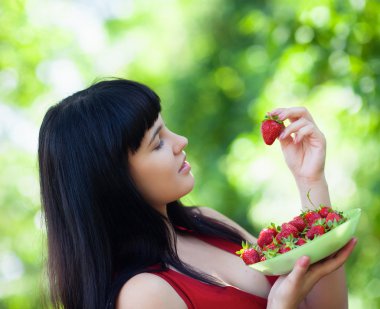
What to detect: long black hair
<box><xmin>38</xmin><ymin>78</ymin><xmax>244</xmax><ymax>309</ymax></box>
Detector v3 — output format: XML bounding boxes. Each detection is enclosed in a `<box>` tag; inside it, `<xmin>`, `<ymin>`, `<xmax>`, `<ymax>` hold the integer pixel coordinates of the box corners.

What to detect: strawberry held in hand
<box><xmin>261</xmin><ymin>114</ymin><xmax>285</xmax><ymax>145</ymax></box>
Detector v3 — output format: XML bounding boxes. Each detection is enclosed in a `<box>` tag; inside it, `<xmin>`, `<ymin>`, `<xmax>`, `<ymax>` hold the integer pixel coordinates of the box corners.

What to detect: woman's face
<box><xmin>128</xmin><ymin>115</ymin><xmax>194</xmax><ymax>212</ymax></box>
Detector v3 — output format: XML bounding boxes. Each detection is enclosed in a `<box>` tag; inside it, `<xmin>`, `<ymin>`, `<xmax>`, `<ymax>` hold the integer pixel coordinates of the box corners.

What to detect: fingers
<box><xmin>287</xmin><ymin>256</ymin><xmax>311</xmax><ymax>284</ymax></box>
<box><xmin>278</xmin><ymin>117</ymin><xmax>324</xmax><ymax>145</ymax></box>
<box><xmin>279</xmin><ymin>118</ymin><xmax>310</xmax><ymax>141</ymax></box>
<box><xmin>269</xmin><ymin>106</ymin><xmax>315</xmax><ymax>124</ymax></box>
<box><xmin>326</xmin><ymin>237</ymin><xmax>358</xmax><ymax>260</ymax></box>
<box><xmin>308</xmin><ymin>238</ymin><xmax>358</xmax><ymax>280</ymax></box>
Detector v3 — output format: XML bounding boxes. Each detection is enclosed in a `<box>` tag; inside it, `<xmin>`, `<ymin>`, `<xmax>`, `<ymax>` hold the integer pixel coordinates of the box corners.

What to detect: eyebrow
<box><xmin>148</xmin><ymin>125</ymin><xmax>162</xmax><ymax>146</ymax></box>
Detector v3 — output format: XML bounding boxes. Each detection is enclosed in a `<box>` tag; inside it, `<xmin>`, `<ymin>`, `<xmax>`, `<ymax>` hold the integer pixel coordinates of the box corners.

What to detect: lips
<box><xmin>178</xmin><ymin>157</ymin><xmax>191</xmax><ymax>173</ymax></box>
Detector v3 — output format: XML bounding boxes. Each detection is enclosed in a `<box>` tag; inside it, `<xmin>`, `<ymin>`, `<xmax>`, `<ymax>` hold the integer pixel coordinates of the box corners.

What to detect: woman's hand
<box><xmin>269</xmin><ymin>107</ymin><xmax>326</xmax><ymax>182</ymax></box>
<box><xmin>267</xmin><ymin>237</ymin><xmax>357</xmax><ymax>309</ymax></box>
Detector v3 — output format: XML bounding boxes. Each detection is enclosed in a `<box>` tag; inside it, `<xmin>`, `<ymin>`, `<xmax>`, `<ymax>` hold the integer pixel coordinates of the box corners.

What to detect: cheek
<box><xmin>131</xmin><ymin>156</ymin><xmax>176</xmax><ymax>198</ymax></box>
<box><xmin>132</xmin><ymin>156</ymin><xmax>193</xmax><ymax>204</ymax></box>
<box><xmin>145</xmin><ymin>162</ymin><xmax>178</xmax><ymax>195</ymax></box>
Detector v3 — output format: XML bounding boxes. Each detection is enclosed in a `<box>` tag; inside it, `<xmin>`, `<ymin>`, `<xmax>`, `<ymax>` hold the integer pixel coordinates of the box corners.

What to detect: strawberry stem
<box><xmin>307</xmin><ymin>189</ymin><xmax>316</xmax><ymax>208</ymax></box>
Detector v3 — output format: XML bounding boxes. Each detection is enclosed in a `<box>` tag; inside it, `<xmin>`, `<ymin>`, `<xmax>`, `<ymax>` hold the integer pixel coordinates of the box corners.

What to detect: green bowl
<box><xmin>249</xmin><ymin>208</ymin><xmax>361</xmax><ymax>276</ymax></box>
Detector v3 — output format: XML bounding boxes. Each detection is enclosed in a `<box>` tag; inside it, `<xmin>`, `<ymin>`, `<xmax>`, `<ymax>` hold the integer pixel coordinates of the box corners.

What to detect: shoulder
<box><xmin>116</xmin><ymin>273</ymin><xmax>187</xmax><ymax>309</ymax></box>
<box><xmin>198</xmin><ymin>206</ymin><xmax>257</xmax><ymax>243</ymax></box>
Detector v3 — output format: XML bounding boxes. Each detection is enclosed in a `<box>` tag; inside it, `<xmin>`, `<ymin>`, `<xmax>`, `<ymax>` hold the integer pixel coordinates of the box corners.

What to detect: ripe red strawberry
<box><xmin>289</xmin><ymin>216</ymin><xmax>306</xmax><ymax>232</ymax></box>
<box><xmin>275</xmin><ymin>223</ymin><xmax>299</xmax><ymax>243</ymax></box>
<box><xmin>236</xmin><ymin>241</ymin><xmax>262</xmax><ymax>265</ymax></box>
<box><xmin>326</xmin><ymin>212</ymin><xmax>342</xmax><ymax>224</ymax></box>
<box><xmin>261</xmin><ymin>241</ymin><xmax>279</xmax><ymax>260</ymax></box>
<box><xmin>295</xmin><ymin>238</ymin><xmax>307</xmax><ymax>246</ymax></box>
<box><xmin>279</xmin><ymin>244</ymin><xmax>291</xmax><ymax>254</ymax></box>
<box><xmin>241</xmin><ymin>248</ymin><xmax>261</xmax><ymax>265</ymax></box>
<box><xmin>318</xmin><ymin>206</ymin><xmax>331</xmax><ymax>218</ymax></box>
<box><xmin>302</xmin><ymin>211</ymin><xmax>322</xmax><ymax>227</ymax></box>
<box><xmin>257</xmin><ymin>224</ymin><xmax>278</xmax><ymax>248</ymax></box>
<box><xmin>306</xmin><ymin>225</ymin><xmax>325</xmax><ymax>240</ymax></box>
<box><xmin>262</xmin><ymin>242</ymin><xmax>277</xmax><ymax>251</ymax></box>
<box><xmin>261</xmin><ymin>114</ymin><xmax>285</xmax><ymax>145</ymax></box>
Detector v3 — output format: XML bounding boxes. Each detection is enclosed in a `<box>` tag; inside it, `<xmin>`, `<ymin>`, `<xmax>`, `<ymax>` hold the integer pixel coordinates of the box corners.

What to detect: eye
<box><xmin>154</xmin><ymin>139</ymin><xmax>164</xmax><ymax>150</ymax></box>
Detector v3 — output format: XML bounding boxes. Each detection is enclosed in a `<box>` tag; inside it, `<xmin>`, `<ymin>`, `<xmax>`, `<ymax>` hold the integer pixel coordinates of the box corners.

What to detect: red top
<box><xmin>150</xmin><ymin>232</ymin><xmax>278</xmax><ymax>309</ymax></box>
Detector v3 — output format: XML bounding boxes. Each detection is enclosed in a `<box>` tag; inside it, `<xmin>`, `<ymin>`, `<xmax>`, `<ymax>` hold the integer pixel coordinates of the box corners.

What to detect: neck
<box><xmin>159</xmin><ymin>204</ymin><xmax>179</xmax><ymax>248</ymax></box>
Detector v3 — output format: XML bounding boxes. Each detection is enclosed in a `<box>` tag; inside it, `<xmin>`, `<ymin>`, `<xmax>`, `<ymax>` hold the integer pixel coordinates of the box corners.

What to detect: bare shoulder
<box><xmin>198</xmin><ymin>206</ymin><xmax>257</xmax><ymax>243</ymax></box>
<box><xmin>116</xmin><ymin>273</ymin><xmax>187</xmax><ymax>309</ymax></box>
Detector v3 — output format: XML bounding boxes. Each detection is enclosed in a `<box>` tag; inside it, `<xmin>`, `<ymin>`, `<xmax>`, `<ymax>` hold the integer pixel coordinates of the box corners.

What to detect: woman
<box><xmin>38</xmin><ymin>78</ymin><xmax>356</xmax><ymax>309</ymax></box>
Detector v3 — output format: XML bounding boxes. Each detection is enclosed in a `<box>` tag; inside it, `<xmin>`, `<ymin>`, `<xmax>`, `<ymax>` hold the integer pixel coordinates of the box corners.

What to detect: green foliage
<box><xmin>0</xmin><ymin>0</ymin><xmax>379</xmax><ymax>307</ymax></box>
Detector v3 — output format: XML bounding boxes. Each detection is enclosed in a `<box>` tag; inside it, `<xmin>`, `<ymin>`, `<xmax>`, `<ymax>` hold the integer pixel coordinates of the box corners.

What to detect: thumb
<box><xmin>287</xmin><ymin>256</ymin><xmax>310</xmax><ymax>282</ymax></box>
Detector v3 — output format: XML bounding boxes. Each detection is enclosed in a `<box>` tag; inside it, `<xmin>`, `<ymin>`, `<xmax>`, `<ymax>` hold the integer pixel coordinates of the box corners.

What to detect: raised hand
<box><xmin>269</xmin><ymin>107</ymin><xmax>326</xmax><ymax>182</ymax></box>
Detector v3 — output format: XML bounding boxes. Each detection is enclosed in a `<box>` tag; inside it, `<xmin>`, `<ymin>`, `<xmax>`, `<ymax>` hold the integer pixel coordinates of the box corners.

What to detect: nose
<box><xmin>173</xmin><ymin>134</ymin><xmax>188</xmax><ymax>155</ymax></box>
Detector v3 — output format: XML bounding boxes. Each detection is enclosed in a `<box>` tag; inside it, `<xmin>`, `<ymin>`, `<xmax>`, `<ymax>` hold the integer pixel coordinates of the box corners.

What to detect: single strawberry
<box><xmin>318</xmin><ymin>206</ymin><xmax>331</xmax><ymax>218</ymax></box>
<box><xmin>261</xmin><ymin>114</ymin><xmax>285</xmax><ymax>145</ymax></box>
<box><xmin>262</xmin><ymin>244</ymin><xmax>279</xmax><ymax>260</ymax></box>
<box><xmin>257</xmin><ymin>224</ymin><xmax>278</xmax><ymax>248</ymax></box>
<box><xmin>260</xmin><ymin>256</ymin><xmax>267</xmax><ymax>262</ymax></box>
<box><xmin>306</xmin><ymin>225</ymin><xmax>325</xmax><ymax>240</ymax></box>
<box><xmin>326</xmin><ymin>212</ymin><xmax>342</xmax><ymax>224</ymax></box>
<box><xmin>302</xmin><ymin>211</ymin><xmax>322</xmax><ymax>227</ymax></box>
<box><xmin>278</xmin><ymin>235</ymin><xmax>297</xmax><ymax>254</ymax></box>
<box><xmin>325</xmin><ymin>212</ymin><xmax>344</xmax><ymax>230</ymax></box>
<box><xmin>295</xmin><ymin>238</ymin><xmax>307</xmax><ymax>246</ymax></box>
<box><xmin>241</xmin><ymin>248</ymin><xmax>261</xmax><ymax>265</ymax></box>
<box><xmin>279</xmin><ymin>245</ymin><xmax>291</xmax><ymax>254</ymax></box>
<box><xmin>236</xmin><ymin>241</ymin><xmax>262</xmax><ymax>265</ymax></box>
<box><xmin>289</xmin><ymin>216</ymin><xmax>306</xmax><ymax>233</ymax></box>
<box><xmin>262</xmin><ymin>242</ymin><xmax>277</xmax><ymax>251</ymax></box>
<box><xmin>275</xmin><ymin>223</ymin><xmax>299</xmax><ymax>243</ymax></box>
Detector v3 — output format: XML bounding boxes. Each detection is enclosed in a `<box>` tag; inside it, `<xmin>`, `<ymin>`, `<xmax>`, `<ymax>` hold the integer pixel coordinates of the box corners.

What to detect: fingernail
<box><xmin>299</xmin><ymin>256</ymin><xmax>310</xmax><ymax>267</ymax></box>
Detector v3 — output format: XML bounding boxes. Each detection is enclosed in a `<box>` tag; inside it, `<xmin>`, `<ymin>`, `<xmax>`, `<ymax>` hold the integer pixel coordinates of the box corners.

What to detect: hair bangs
<box><xmin>89</xmin><ymin>79</ymin><xmax>161</xmax><ymax>154</ymax></box>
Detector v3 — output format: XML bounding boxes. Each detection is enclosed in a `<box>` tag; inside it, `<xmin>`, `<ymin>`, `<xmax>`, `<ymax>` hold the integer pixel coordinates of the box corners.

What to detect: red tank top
<box><xmin>150</xmin><ymin>233</ymin><xmax>278</xmax><ymax>309</ymax></box>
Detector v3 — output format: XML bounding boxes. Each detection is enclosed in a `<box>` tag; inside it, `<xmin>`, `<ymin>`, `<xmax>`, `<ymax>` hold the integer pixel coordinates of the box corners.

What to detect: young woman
<box><xmin>38</xmin><ymin>78</ymin><xmax>356</xmax><ymax>309</ymax></box>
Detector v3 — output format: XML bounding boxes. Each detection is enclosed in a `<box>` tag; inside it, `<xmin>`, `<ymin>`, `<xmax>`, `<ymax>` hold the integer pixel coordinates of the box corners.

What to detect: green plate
<box><xmin>249</xmin><ymin>208</ymin><xmax>361</xmax><ymax>276</ymax></box>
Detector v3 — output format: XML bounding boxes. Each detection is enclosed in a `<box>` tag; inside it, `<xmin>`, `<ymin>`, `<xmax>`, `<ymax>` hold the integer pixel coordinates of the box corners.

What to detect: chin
<box><xmin>177</xmin><ymin>177</ymin><xmax>195</xmax><ymax>200</ymax></box>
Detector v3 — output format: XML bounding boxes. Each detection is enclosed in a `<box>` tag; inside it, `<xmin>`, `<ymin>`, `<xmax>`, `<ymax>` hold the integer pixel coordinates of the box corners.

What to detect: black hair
<box><xmin>38</xmin><ymin>78</ymin><xmax>244</xmax><ymax>309</ymax></box>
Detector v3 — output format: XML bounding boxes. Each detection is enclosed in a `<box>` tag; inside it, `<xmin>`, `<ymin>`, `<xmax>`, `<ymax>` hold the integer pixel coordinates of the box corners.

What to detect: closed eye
<box><xmin>154</xmin><ymin>139</ymin><xmax>164</xmax><ymax>150</ymax></box>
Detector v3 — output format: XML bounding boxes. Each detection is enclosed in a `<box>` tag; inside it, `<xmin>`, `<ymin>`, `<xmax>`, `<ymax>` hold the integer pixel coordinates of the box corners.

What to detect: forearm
<box><xmin>295</xmin><ymin>174</ymin><xmax>331</xmax><ymax>210</ymax></box>
<box><xmin>300</xmin><ymin>266</ymin><xmax>348</xmax><ymax>309</ymax></box>
<box><xmin>296</xmin><ymin>176</ymin><xmax>348</xmax><ymax>308</ymax></box>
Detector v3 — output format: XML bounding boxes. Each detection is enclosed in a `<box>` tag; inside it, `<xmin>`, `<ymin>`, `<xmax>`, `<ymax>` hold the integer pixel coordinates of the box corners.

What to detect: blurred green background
<box><xmin>0</xmin><ymin>0</ymin><xmax>379</xmax><ymax>307</ymax></box>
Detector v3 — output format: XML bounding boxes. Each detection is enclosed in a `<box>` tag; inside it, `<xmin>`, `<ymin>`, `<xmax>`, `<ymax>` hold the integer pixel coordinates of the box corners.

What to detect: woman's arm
<box><xmin>269</xmin><ymin>106</ymin><xmax>351</xmax><ymax>308</ymax></box>
<box><xmin>295</xmin><ymin>176</ymin><xmax>348</xmax><ymax>309</ymax></box>
<box><xmin>203</xmin><ymin>107</ymin><xmax>354</xmax><ymax>308</ymax></box>
<box><xmin>267</xmin><ymin>238</ymin><xmax>356</xmax><ymax>309</ymax></box>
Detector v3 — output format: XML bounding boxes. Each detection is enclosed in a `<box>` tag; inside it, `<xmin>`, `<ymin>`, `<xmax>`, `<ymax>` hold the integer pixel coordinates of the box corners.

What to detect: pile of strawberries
<box><xmin>236</xmin><ymin>206</ymin><xmax>347</xmax><ymax>265</ymax></box>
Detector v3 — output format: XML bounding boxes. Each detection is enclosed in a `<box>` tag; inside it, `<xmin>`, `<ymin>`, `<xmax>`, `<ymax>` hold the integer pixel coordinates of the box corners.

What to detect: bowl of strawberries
<box><xmin>236</xmin><ymin>207</ymin><xmax>361</xmax><ymax>275</ymax></box>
